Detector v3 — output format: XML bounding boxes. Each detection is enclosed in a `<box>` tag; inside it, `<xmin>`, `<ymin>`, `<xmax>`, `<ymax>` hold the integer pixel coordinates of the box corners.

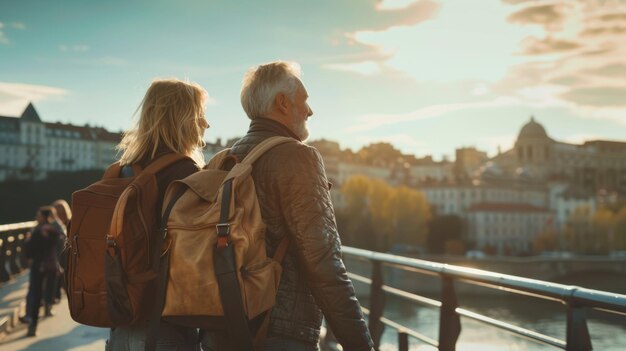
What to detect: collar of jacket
<box><xmin>247</xmin><ymin>117</ymin><xmax>301</xmax><ymax>141</ymax></box>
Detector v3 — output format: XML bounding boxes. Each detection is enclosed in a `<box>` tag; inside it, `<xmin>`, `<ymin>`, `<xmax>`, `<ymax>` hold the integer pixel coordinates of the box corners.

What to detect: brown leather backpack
<box><xmin>66</xmin><ymin>153</ymin><xmax>188</xmax><ymax>327</ymax></box>
<box><xmin>145</xmin><ymin>137</ymin><xmax>294</xmax><ymax>351</ymax></box>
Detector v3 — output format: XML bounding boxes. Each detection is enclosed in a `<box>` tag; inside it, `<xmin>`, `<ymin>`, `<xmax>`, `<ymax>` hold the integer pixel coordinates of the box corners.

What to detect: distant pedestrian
<box><xmin>23</xmin><ymin>206</ymin><xmax>63</xmax><ymax>337</ymax></box>
<box><xmin>51</xmin><ymin>199</ymin><xmax>71</xmax><ymax>302</ymax></box>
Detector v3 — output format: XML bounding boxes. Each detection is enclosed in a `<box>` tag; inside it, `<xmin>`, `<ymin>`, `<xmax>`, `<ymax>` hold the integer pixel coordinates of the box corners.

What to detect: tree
<box><xmin>532</xmin><ymin>229</ymin><xmax>559</xmax><ymax>254</ymax></box>
<box><xmin>387</xmin><ymin>186</ymin><xmax>431</xmax><ymax>247</ymax></box>
<box><xmin>592</xmin><ymin>207</ymin><xmax>615</xmax><ymax>254</ymax></box>
<box><xmin>614</xmin><ymin>207</ymin><xmax>626</xmax><ymax>250</ymax></box>
<box><xmin>337</xmin><ymin>175</ymin><xmax>431</xmax><ymax>252</ymax></box>
<box><xmin>567</xmin><ymin>205</ymin><xmax>593</xmax><ymax>253</ymax></box>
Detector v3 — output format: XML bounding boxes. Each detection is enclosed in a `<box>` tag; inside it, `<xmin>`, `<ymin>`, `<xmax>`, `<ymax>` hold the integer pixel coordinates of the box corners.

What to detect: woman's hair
<box><xmin>52</xmin><ymin>199</ymin><xmax>72</xmax><ymax>225</ymax></box>
<box><xmin>38</xmin><ymin>206</ymin><xmax>57</xmax><ymax>224</ymax></box>
<box><xmin>117</xmin><ymin>78</ymin><xmax>208</xmax><ymax>167</ymax></box>
<box><xmin>240</xmin><ymin>61</ymin><xmax>301</xmax><ymax>119</ymax></box>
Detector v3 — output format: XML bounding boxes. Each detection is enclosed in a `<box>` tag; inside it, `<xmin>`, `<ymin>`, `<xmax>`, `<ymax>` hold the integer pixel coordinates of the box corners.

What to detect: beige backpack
<box><xmin>145</xmin><ymin>136</ymin><xmax>294</xmax><ymax>351</ymax></box>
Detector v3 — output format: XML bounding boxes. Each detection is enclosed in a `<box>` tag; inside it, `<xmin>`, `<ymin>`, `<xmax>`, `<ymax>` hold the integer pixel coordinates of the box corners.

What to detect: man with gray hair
<box><xmin>202</xmin><ymin>61</ymin><xmax>373</xmax><ymax>351</ymax></box>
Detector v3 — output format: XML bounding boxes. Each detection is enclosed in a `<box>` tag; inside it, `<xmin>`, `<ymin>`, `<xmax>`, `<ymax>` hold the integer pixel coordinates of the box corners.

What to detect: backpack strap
<box><xmin>214</xmin><ymin>178</ymin><xmax>255</xmax><ymax>350</ymax></box>
<box><xmin>109</xmin><ymin>153</ymin><xmax>191</xmax><ymax>240</ymax></box>
<box><xmin>145</xmin><ymin>186</ymin><xmax>189</xmax><ymax>351</ymax></box>
<box><xmin>103</xmin><ymin>153</ymin><xmax>187</xmax><ymax>180</ymax></box>
<box><xmin>142</xmin><ymin>153</ymin><xmax>190</xmax><ymax>175</ymax></box>
<box><xmin>240</xmin><ymin>136</ymin><xmax>297</xmax><ymax>165</ymax></box>
<box><xmin>103</xmin><ymin>163</ymin><xmax>122</xmax><ymax>179</ymax></box>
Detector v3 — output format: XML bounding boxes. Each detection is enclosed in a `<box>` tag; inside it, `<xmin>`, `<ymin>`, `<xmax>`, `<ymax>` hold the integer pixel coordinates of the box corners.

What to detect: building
<box><xmin>408</xmin><ymin>156</ymin><xmax>454</xmax><ymax>185</ymax></box>
<box><xmin>466</xmin><ymin>203</ymin><xmax>552</xmax><ymax>254</ymax></box>
<box><xmin>454</xmin><ymin>147</ymin><xmax>489</xmax><ymax>180</ymax></box>
<box><xmin>500</xmin><ymin>117</ymin><xmax>626</xmax><ymax>195</ymax></box>
<box><xmin>0</xmin><ymin>103</ymin><xmax>227</xmax><ymax>181</ymax></box>
<box><xmin>0</xmin><ymin>103</ymin><xmax>120</xmax><ymax>181</ymax></box>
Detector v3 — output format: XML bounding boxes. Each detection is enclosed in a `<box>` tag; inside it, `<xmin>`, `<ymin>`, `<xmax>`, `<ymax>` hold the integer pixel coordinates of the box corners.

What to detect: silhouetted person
<box><xmin>24</xmin><ymin>206</ymin><xmax>62</xmax><ymax>337</ymax></box>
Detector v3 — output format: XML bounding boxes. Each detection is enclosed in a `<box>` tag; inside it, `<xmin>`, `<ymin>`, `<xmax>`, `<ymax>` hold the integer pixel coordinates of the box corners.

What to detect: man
<box><xmin>202</xmin><ymin>61</ymin><xmax>373</xmax><ymax>351</ymax></box>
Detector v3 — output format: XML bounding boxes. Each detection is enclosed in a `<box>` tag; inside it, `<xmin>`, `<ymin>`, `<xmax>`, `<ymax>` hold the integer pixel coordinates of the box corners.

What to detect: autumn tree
<box><xmin>532</xmin><ymin>228</ymin><xmax>559</xmax><ymax>254</ymax></box>
<box><xmin>337</xmin><ymin>175</ymin><xmax>431</xmax><ymax>252</ymax></box>
<box><xmin>592</xmin><ymin>207</ymin><xmax>615</xmax><ymax>254</ymax></box>
<box><xmin>614</xmin><ymin>207</ymin><xmax>626</xmax><ymax>250</ymax></box>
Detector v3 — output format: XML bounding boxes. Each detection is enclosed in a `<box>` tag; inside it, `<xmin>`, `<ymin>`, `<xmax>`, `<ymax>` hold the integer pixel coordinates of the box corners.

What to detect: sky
<box><xmin>1</xmin><ymin>0</ymin><xmax>625</xmax><ymax>160</ymax></box>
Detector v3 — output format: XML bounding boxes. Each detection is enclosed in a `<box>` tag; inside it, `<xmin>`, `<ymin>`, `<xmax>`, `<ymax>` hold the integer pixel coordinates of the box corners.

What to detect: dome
<box><xmin>518</xmin><ymin>116</ymin><xmax>548</xmax><ymax>140</ymax></box>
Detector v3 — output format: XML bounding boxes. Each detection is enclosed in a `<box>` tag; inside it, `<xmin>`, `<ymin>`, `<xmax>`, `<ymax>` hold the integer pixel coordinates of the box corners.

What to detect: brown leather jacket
<box><xmin>229</xmin><ymin>118</ymin><xmax>373</xmax><ymax>350</ymax></box>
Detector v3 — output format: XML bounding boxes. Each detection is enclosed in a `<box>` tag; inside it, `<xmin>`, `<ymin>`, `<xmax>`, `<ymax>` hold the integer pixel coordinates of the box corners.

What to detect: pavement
<box><xmin>0</xmin><ymin>272</ymin><xmax>108</xmax><ymax>351</ymax></box>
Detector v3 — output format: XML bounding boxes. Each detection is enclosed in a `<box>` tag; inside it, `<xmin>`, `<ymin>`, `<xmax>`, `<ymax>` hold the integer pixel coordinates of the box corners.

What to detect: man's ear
<box><xmin>275</xmin><ymin>92</ymin><xmax>289</xmax><ymax>115</ymax></box>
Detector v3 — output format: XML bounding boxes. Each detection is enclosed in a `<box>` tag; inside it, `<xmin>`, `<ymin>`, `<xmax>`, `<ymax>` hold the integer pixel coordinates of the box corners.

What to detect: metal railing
<box><xmin>340</xmin><ymin>246</ymin><xmax>626</xmax><ymax>351</ymax></box>
<box><xmin>0</xmin><ymin>221</ymin><xmax>36</xmax><ymax>282</ymax></box>
<box><xmin>3</xmin><ymin>221</ymin><xmax>626</xmax><ymax>350</ymax></box>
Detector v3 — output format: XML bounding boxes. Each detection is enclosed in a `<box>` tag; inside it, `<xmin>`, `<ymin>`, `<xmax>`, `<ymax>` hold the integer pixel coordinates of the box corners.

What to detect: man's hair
<box><xmin>240</xmin><ymin>61</ymin><xmax>302</xmax><ymax>119</ymax></box>
<box><xmin>117</xmin><ymin>78</ymin><xmax>208</xmax><ymax>166</ymax></box>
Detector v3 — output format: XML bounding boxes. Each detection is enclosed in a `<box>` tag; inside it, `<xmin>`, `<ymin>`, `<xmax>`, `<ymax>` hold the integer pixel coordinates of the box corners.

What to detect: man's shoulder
<box><xmin>263</xmin><ymin>139</ymin><xmax>321</xmax><ymax>165</ymax></box>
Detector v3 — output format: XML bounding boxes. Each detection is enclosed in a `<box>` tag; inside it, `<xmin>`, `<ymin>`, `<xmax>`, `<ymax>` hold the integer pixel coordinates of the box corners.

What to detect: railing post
<box><xmin>7</xmin><ymin>233</ymin><xmax>21</xmax><ymax>274</ymax></box>
<box><xmin>398</xmin><ymin>330</ymin><xmax>409</xmax><ymax>351</ymax></box>
<box><xmin>368</xmin><ymin>260</ymin><xmax>385</xmax><ymax>350</ymax></box>
<box><xmin>439</xmin><ymin>276</ymin><xmax>461</xmax><ymax>351</ymax></box>
<box><xmin>566</xmin><ymin>303</ymin><xmax>592</xmax><ymax>351</ymax></box>
<box><xmin>17</xmin><ymin>233</ymin><xmax>28</xmax><ymax>271</ymax></box>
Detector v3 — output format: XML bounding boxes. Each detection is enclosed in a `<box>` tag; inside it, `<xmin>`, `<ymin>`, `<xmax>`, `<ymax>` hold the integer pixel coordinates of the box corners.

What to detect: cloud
<box><xmin>560</xmin><ymin>87</ymin><xmax>626</xmax><ymax>107</ymax></box>
<box><xmin>519</xmin><ymin>36</ymin><xmax>581</xmax><ymax>55</ymax></box>
<box><xmin>507</xmin><ymin>3</ymin><xmax>570</xmax><ymax>31</ymax></box>
<box><xmin>585</xmin><ymin>63</ymin><xmax>626</xmax><ymax>78</ymax></box>
<box><xmin>367</xmin><ymin>0</ymin><xmax>440</xmax><ymax>31</ymax></box>
<box><xmin>0</xmin><ymin>82</ymin><xmax>68</xmax><ymax>116</ymax></box>
<box><xmin>0</xmin><ymin>21</ymin><xmax>26</xmax><ymax>44</ymax></box>
<box><xmin>547</xmin><ymin>74</ymin><xmax>588</xmax><ymax>86</ymax></box>
<box><xmin>67</xmin><ymin>56</ymin><xmax>128</xmax><ymax>66</ymax></box>
<box><xmin>0</xmin><ymin>22</ymin><xmax>8</xmax><ymax>44</ymax></box>
<box><xmin>59</xmin><ymin>44</ymin><xmax>90</xmax><ymax>52</ymax></box>
<box><xmin>323</xmin><ymin>61</ymin><xmax>383</xmax><ymax>76</ymax></box>
<box><xmin>323</xmin><ymin>0</ymin><xmax>439</xmax><ymax>75</ymax></box>
<box><xmin>581</xmin><ymin>25</ymin><xmax>626</xmax><ymax>36</ymax></box>
<box><xmin>348</xmin><ymin>96</ymin><xmax>521</xmax><ymax>132</ymax></box>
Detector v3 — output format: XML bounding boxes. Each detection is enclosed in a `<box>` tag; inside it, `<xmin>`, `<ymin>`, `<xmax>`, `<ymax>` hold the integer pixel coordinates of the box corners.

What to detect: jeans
<box><xmin>200</xmin><ymin>332</ymin><xmax>319</xmax><ymax>351</ymax></box>
<box><xmin>28</xmin><ymin>267</ymin><xmax>57</xmax><ymax>328</ymax></box>
<box><xmin>106</xmin><ymin>322</ymin><xmax>199</xmax><ymax>351</ymax></box>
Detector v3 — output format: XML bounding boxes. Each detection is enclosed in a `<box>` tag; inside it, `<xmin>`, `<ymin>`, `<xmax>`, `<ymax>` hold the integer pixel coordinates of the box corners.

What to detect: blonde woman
<box><xmin>51</xmin><ymin>199</ymin><xmax>71</xmax><ymax>303</ymax></box>
<box><xmin>106</xmin><ymin>78</ymin><xmax>209</xmax><ymax>351</ymax></box>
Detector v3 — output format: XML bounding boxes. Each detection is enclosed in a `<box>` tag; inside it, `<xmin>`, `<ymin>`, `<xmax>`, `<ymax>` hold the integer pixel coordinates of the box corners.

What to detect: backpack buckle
<box><xmin>216</xmin><ymin>223</ymin><xmax>230</xmax><ymax>236</ymax></box>
<box><xmin>106</xmin><ymin>235</ymin><xmax>116</xmax><ymax>248</ymax></box>
<box><xmin>216</xmin><ymin>223</ymin><xmax>230</xmax><ymax>249</ymax></box>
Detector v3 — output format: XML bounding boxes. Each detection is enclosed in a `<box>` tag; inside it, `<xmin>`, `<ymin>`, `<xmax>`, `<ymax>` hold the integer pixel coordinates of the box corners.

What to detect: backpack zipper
<box><xmin>73</xmin><ymin>233</ymin><xmax>80</xmax><ymax>257</ymax></box>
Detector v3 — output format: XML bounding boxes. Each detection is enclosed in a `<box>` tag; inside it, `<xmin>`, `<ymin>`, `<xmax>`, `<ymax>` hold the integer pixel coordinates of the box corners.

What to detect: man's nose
<box><xmin>307</xmin><ymin>104</ymin><xmax>313</xmax><ymax>117</ymax></box>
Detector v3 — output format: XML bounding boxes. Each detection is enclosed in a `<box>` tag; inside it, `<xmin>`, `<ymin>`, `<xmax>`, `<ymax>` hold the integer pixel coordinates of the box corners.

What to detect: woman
<box><xmin>24</xmin><ymin>206</ymin><xmax>63</xmax><ymax>337</ymax></box>
<box><xmin>51</xmin><ymin>199</ymin><xmax>71</xmax><ymax>304</ymax></box>
<box><xmin>106</xmin><ymin>78</ymin><xmax>209</xmax><ymax>351</ymax></box>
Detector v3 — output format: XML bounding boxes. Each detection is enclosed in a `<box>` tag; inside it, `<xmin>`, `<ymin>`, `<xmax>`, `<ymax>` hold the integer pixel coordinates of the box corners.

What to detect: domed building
<box><xmin>513</xmin><ymin>117</ymin><xmax>554</xmax><ymax>178</ymax></box>
<box><xmin>493</xmin><ymin>116</ymin><xmax>626</xmax><ymax>195</ymax></box>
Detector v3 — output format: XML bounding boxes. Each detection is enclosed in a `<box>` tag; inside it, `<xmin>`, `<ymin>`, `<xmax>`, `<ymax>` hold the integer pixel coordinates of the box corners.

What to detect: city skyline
<box><xmin>1</xmin><ymin>0</ymin><xmax>625</xmax><ymax>159</ymax></box>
